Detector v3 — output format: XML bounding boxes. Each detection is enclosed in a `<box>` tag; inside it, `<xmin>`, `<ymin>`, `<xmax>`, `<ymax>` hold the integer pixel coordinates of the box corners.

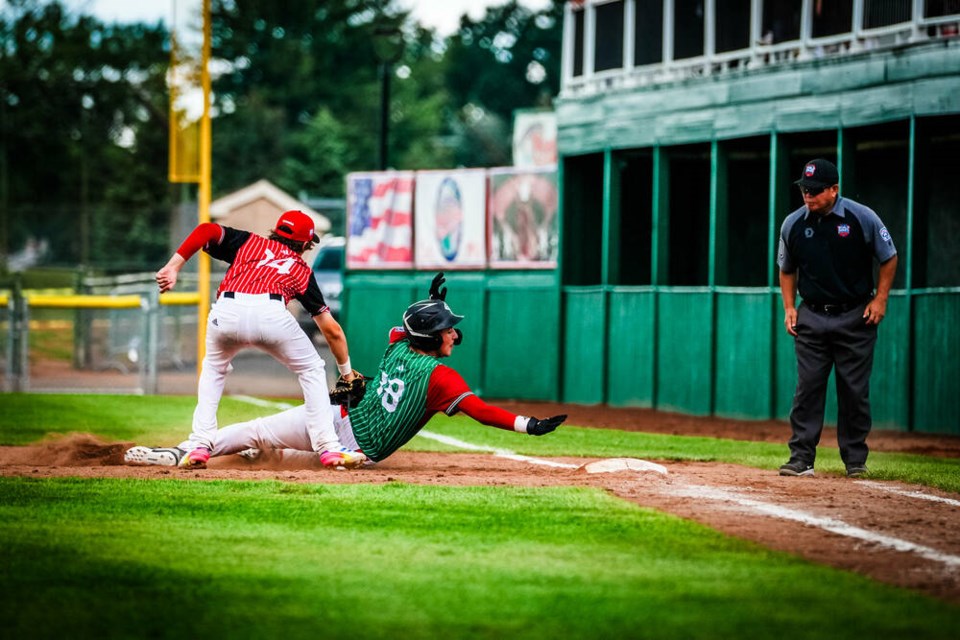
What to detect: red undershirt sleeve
<box><xmin>176</xmin><ymin>223</ymin><xmax>223</xmax><ymax>260</ymax></box>
<box><xmin>426</xmin><ymin>366</ymin><xmax>518</xmax><ymax>431</ymax></box>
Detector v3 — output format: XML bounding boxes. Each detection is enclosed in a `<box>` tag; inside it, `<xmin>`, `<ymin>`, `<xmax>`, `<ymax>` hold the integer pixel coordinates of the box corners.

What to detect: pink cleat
<box><xmin>319</xmin><ymin>447</ymin><xmax>368</xmax><ymax>469</ymax></box>
<box><xmin>179</xmin><ymin>446</ymin><xmax>211</xmax><ymax>469</ymax></box>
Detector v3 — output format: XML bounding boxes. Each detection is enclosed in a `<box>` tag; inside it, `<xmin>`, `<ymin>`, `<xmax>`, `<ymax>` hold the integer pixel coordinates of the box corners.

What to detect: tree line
<box><xmin>0</xmin><ymin>0</ymin><xmax>562</xmax><ymax>272</ymax></box>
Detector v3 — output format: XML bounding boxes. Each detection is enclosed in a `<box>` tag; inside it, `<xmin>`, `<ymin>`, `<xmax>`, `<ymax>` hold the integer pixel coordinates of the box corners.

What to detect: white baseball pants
<box><xmin>182</xmin><ymin>404</ymin><xmax>358</xmax><ymax>465</ymax></box>
<box><xmin>185</xmin><ymin>293</ymin><xmax>341</xmax><ymax>453</ymax></box>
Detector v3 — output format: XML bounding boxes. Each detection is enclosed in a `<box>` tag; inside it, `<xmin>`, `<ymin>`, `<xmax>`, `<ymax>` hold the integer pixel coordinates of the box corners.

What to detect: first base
<box><xmin>580</xmin><ymin>458</ymin><xmax>668</xmax><ymax>475</ymax></box>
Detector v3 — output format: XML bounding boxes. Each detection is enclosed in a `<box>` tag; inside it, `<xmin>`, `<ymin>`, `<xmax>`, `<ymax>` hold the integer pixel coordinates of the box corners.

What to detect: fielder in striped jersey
<box><xmin>153</xmin><ymin>210</ymin><xmax>365</xmax><ymax>470</ymax></box>
<box><xmin>126</xmin><ymin>273</ymin><xmax>566</xmax><ymax>469</ymax></box>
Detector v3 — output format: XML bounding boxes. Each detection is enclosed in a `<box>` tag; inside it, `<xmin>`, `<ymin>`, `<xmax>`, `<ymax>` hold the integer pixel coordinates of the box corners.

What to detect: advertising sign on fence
<box><xmin>488</xmin><ymin>167</ymin><xmax>559</xmax><ymax>269</ymax></box>
<box><xmin>512</xmin><ymin>109</ymin><xmax>557</xmax><ymax>168</ymax></box>
<box><xmin>346</xmin><ymin>172</ymin><xmax>415</xmax><ymax>269</ymax></box>
<box><xmin>414</xmin><ymin>169</ymin><xmax>487</xmax><ymax>269</ymax></box>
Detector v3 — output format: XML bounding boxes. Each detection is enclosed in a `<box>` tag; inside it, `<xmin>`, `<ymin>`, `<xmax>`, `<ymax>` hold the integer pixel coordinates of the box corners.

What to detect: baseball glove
<box><xmin>329</xmin><ymin>370</ymin><xmax>370</xmax><ymax>408</ymax></box>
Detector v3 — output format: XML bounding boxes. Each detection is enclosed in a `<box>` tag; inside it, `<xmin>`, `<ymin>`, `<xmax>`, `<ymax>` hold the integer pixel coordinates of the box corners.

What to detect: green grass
<box><xmin>1</xmin><ymin>393</ymin><xmax>958</xmax><ymax>492</ymax></box>
<box><xmin>0</xmin><ymin>393</ymin><xmax>277</xmax><ymax>445</ymax></box>
<box><xmin>1</xmin><ymin>477</ymin><xmax>957</xmax><ymax>639</ymax></box>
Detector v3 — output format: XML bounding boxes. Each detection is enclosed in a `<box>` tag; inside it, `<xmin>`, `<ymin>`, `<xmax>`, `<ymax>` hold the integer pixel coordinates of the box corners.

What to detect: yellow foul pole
<box><xmin>196</xmin><ymin>0</ymin><xmax>212</xmax><ymax>370</ymax></box>
<box><xmin>168</xmin><ymin>0</ymin><xmax>212</xmax><ymax>375</ymax></box>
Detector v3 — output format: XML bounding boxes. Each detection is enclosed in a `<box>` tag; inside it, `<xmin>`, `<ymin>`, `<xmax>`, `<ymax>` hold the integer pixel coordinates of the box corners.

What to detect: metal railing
<box><xmin>1</xmin><ymin>275</ymin><xmax>200</xmax><ymax>394</ymax></box>
<box><xmin>562</xmin><ymin>0</ymin><xmax>960</xmax><ymax>96</ymax></box>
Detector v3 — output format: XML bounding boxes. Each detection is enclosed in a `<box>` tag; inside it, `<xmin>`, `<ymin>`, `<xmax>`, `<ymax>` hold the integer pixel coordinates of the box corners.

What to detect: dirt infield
<box><xmin>2</xmin><ymin>402</ymin><xmax>959</xmax><ymax>604</ymax></box>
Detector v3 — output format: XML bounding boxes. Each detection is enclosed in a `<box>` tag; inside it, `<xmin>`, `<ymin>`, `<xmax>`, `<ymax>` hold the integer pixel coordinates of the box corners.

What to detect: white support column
<box><xmin>663</xmin><ymin>0</ymin><xmax>674</xmax><ymax>65</ymax></box>
<box><xmin>749</xmin><ymin>0</ymin><xmax>763</xmax><ymax>66</ymax></box>
<box><xmin>624</xmin><ymin>0</ymin><xmax>636</xmax><ymax>71</ymax></box>
<box><xmin>851</xmin><ymin>0</ymin><xmax>864</xmax><ymax>51</ymax></box>
<box><xmin>750</xmin><ymin>0</ymin><xmax>762</xmax><ymax>43</ymax></box>
<box><xmin>799</xmin><ymin>0</ymin><xmax>813</xmax><ymax>59</ymax></box>
<box><xmin>705</xmin><ymin>0</ymin><xmax>716</xmax><ymax>59</ymax></box>
<box><xmin>585</xmin><ymin>1</ymin><xmax>596</xmax><ymax>78</ymax></box>
<box><xmin>911</xmin><ymin>0</ymin><xmax>924</xmax><ymax>41</ymax></box>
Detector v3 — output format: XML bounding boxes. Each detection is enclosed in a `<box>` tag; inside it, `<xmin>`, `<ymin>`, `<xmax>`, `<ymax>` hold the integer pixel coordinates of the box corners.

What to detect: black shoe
<box><xmin>779</xmin><ymin>461</ymin><xmax>814</xmax><ymax>477</ymax></box>
<box><xmin>846</xmin><ymin>464</ymin><xmax>868</xmax><ymax>478</ymax></box>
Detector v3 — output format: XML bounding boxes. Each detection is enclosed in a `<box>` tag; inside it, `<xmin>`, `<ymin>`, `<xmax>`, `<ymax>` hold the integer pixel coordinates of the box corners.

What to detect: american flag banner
<box><xmin>346</xmin><ymin>172</ymin><xmax>415</xmax><ymax>269</ymax></box>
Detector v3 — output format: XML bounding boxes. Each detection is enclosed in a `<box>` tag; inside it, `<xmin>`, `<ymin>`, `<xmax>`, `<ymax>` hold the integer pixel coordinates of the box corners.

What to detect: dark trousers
<box><xmin>788</xmin><ymin>303</ymin><xmax>878</xmax><ymax>467</ymax></box>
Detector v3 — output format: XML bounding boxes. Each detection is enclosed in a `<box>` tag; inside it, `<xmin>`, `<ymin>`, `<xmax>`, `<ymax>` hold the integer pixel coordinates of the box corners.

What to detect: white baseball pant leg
<box><xmin>187</xmin><ymin>299</ymin><xmax>246</xmax><ymax>450</ymax></box>
<box><xmin>201</xmin><ymin>404</ymin><xmax>358</xmax><ymax>464</ymax></box>
<box><xmin>255</xmin><ymin>307</ymin><xmax>341</xmax><ymax>453</ymax></box>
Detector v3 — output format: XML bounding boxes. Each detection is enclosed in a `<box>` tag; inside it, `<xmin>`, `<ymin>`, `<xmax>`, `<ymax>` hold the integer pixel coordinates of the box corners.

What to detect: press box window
<box><xmin>634</xmin><ymin>0</ymin><xmax>664</xmax><ymax>66</ymax></box>
<box><xmin>572</xmin><ymin>7</ymin><xmax>585</xmax><ymax>77</ymax></box>
<box><xmin>595</xmin><ymin>0</ymin><xmax>625</xmax><ymax>72</ymax></box>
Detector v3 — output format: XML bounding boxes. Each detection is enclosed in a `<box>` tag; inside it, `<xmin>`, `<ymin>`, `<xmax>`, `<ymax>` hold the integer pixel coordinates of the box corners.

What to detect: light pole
<box><xmin>372</xmin><ymin>24</ymin><xmax>404</xmax><ymax>171</ymax></box>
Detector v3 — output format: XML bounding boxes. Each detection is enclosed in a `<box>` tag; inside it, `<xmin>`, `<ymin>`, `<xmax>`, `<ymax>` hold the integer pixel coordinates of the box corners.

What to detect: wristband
<box><xmin>514</xmin><ymin>416</ymin><xmax>530</xmax><ymax>433</ymax></box>
<box><xmin>337</xmin><ymin>360</ymin><xmax>352</xmax><ymax>376</ymax></box>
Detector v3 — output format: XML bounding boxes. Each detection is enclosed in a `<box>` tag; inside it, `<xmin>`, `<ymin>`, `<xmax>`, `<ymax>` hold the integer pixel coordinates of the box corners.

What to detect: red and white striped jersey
<box><xmin>176</xmin><ymin>224</ymin><xmax>329</xmax><ymax>315</ymax></box>
<box><xmin>215</xmin><ymin>233</ymin><xmax>311</xmax><ymax>301</ymax></box>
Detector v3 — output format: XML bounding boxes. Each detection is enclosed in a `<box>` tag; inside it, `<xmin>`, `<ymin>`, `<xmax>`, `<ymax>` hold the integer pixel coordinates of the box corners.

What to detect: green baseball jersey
<box><xmin>350</xmin><ymin>339</ymin><xmax>441</xmax><ymax>462</ymax></box>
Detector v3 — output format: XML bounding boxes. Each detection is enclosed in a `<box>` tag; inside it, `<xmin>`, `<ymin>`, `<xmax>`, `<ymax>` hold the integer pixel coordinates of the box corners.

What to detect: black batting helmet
<box><xmin>402</xmin><ymin>299</ymin><xmax>464</xmax><ymax>351</ymax></box>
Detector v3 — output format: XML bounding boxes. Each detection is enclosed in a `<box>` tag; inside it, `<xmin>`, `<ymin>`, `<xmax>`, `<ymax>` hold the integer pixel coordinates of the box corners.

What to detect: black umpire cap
<box><xmin>795</xmin><ymin>159</ymin><xmax>839</xmax><ymax>189</ymax></box>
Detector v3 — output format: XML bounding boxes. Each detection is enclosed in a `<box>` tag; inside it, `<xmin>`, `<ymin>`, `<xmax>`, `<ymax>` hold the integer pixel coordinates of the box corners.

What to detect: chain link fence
<box><xmin>0</xmin><ymin>272</ymin><xmax>338</xmax><ymax>396</ymax></box>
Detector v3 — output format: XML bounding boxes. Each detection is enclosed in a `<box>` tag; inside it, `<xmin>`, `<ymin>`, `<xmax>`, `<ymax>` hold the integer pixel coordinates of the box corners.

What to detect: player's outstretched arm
<box><xmin>453</xmin><ymin>392</ymin><xmax>566</xmax><ymax>436</ymax></box>
<box><xmin>157</xmin><ymin>223</ymin><xmax>223</xmax><ymax>293</ymax></box>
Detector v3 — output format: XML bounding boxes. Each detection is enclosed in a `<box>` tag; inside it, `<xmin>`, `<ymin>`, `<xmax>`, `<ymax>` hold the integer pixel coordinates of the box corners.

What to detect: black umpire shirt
<box><xmin>778</xmin><ymin>196</ymin><xmax>897</xmax><ymax>305</ymax></box>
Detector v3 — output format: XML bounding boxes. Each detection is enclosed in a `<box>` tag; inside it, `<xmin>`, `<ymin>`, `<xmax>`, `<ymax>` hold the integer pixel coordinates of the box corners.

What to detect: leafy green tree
<box><xmin>0</xmin><ymin>0</ymin><xmax>171</xmax><ymax>270</ymax></box>
<box><xmin>442</xmin><ymin>0</ymin><xmax>563</xmax><ymax>166</ymax></box>
<box><xmin>280</xmin><ymin>107</ymin><xmax>352</xmax><ymax>197</ymax></box>
<box><xmin>209</xmin><ymin>0</ymin><xmax>401</xmax><ymax>194</ymax></box>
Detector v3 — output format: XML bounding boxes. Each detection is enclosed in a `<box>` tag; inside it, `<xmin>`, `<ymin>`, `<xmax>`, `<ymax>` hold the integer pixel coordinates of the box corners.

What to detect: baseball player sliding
<box><xmin>126</xmin><ymin>273</ymin><xmax>567</xmax><ymax>468</ymax></box>
<box><xmin>154</xmin><ymin>210</ymin><xmax>365</xmax><ymax>469</ymax></box>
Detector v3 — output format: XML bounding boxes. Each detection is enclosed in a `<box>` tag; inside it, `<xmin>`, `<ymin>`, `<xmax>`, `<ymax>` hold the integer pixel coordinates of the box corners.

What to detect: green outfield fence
<box><xmin>340</xmin><ymin>273</ymin><xmax>960</xmax><ymax>435</ymax></box>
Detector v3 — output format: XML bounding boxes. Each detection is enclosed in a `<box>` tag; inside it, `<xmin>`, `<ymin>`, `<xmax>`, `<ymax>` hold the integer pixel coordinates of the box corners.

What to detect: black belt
<box><xmin>804</xmin><ymin>300</ymin><xmax>867</xmax><ymax>316</ymax></box>
<box><xmin>223</xmin><ymin>291</ymin><xmax>283</xmax><ymax>302</ymax></box>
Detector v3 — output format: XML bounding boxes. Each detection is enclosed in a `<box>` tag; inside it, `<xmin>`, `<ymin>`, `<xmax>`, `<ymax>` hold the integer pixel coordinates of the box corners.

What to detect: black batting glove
<box><xmin>527</xmin><ymin>414</ymin><xmax>567</xmax><ymax>436</ymax></box>
<box><xmin>429</xmin><ymin>272</ymin><xmax>447</xmax><ymax>301</ymax></box>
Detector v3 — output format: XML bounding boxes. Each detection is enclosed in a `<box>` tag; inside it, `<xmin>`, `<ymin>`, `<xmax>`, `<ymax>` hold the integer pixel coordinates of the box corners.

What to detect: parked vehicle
<box><xmin>295</xmin><ymin>237</ymin><xmax>345</xmax><ymax>340</ymax></box>
<box><xmin>312</xmin><ymin>237</ymin><xmax>344</xmax><ymax>318</ymax></box>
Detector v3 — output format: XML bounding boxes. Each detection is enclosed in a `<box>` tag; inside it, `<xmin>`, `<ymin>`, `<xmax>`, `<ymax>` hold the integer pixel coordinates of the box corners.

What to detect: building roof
<box><xmin>210</xmin><ymin>179</ymin><xmax>332</xmax><ymax>232</ymax></box>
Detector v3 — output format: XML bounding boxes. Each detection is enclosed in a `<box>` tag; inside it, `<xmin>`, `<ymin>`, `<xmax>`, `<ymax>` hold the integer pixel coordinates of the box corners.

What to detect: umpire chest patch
<box><xmin>837</xmin><ymin>224</ymin><xmax>850</xmax><ymax>237</ymax></box>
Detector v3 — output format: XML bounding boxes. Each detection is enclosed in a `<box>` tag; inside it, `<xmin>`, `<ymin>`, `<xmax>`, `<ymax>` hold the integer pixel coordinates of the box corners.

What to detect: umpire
<box><xmin>777</xmin><ymin>159</ymin><xmax>898</xmax><ymax>478</ymax></box>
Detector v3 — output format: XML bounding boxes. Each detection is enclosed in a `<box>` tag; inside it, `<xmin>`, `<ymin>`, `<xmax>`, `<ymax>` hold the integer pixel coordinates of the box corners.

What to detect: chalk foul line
<box><xmin>857</xmin><ymin>480</ymin><xmax>960</xmax><ymax>507</ymax></box>
<box><xmin>230</xmin><ymin>395</ymin><xmax>296</xmax><ymax>410</ymax></box>
<box><xmin>418</xmin><ymin>430</ymin><xmax>579</xmax><ymax>468</ymax></box>
<box><xmin>667</xmin><ymin>483</ymin><xmax>960</xmax><ymax>569</ymax></box>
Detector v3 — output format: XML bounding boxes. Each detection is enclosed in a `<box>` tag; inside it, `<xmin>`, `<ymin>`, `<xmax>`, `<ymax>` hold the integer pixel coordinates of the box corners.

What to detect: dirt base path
<box><xmin>2</xmin><ymin>423</ymin><xmax>959</xmax><ymax>604</ymax></box>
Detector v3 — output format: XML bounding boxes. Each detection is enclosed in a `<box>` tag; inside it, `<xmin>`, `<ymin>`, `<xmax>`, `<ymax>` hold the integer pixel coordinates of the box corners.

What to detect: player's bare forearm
<box><xmin>865</xmin><ymin>254</ymin><xmax>898</xmax><ymax>325</ymax></box>
<box><xmin>315</xmin><ymin>312</ymin><xmax>352</xmax><ymax>377</ymax></box>
<box><xmin>779</xmin><ymin>270</ymin><xmax>799</xmax><ymax>336</ymax></box>
<box><xmin>156</xmin><ymin>254</ymin><xmax>186</xmax><ymax>293</ymax></box>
